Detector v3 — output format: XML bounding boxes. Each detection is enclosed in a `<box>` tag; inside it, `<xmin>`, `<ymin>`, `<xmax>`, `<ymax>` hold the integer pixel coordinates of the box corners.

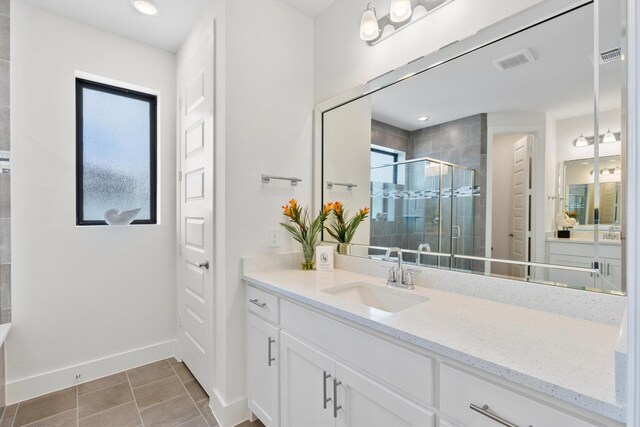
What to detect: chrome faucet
<box><xmin>417</xmin><ymin>243</ymin><xmax>431</xmax><ymax>265</ymax></box>
<box><xmin>384</xmin><ymin>247</ymin><xmax>414</xmax><ymax>289</ymax></box>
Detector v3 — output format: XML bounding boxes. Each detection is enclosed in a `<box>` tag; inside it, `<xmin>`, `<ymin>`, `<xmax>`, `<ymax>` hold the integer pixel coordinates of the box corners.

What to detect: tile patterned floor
<box><xmin>0</xmin><ymin>358</ymin><xmax>263</xmax><ymax>427</ymax></box>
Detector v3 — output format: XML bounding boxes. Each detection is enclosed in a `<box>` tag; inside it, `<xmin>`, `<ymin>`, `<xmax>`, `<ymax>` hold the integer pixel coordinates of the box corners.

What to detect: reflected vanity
<box><xmin>320</xmin><ymin>0</ymin><xmax>625</xmax><ymax>295</ymax></box>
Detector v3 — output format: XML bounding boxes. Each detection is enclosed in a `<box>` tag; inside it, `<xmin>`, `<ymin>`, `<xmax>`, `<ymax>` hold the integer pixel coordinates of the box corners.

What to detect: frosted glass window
<box><xmin>76</xmin><ymin>79</ymin><xmax>157</xmax><ymax>225</ymax></box>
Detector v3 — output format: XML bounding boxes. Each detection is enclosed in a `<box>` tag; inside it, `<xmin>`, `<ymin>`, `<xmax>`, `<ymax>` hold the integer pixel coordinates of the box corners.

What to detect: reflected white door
<box><xmin>178</xmin><ymin>29</ymin><xmax>214</xmax><ymax>393</ymax></box>
<box><xmin>509</xmin><ymin>136</ymin><xmax>530</xmax><ymax>278</ymax></box>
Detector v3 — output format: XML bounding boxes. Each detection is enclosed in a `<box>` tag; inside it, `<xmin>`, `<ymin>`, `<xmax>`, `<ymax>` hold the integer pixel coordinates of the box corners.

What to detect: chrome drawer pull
<box><xmin>470</xmin><ymin>403</ymin><xmax>519</xmax><ymax>427</ymax></box>
<box><xmin>267</xmin><ymin>337</ymin><xmax>276</xmax><ymax>366</ymax></box>
<box><xmin>323</xmin><ymin>371</ymin><xmax>332</xmax><ymax>409</ymax></box>
<box><xmin>249</xmin><ymin>299</ymin><xmax>266</xmax><ymax>308</ymax></box>
<box><xmin>333</xmin><ymin>378</ymin><xmax>342</xmax><ymax>418</ymax></box>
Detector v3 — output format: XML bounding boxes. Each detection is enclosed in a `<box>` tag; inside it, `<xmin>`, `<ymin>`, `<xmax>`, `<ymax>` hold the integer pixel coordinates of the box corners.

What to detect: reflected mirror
<box><xmin>321</xmin><ymin>1</ymin><xmax>625</xmax><ymax>294</ymax></box>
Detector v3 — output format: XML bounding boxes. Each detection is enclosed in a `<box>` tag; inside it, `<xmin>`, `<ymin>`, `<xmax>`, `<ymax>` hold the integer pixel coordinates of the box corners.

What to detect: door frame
<box><xmin>486</xmin><ymin>127</ymin><xmax>544</xmax><ymax>276</ymax></box>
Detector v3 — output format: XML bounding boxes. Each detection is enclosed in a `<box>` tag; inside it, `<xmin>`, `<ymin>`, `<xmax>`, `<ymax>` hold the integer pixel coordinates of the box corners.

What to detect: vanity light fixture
<box><xmin>132</xmin><ymin>0</ymin><xmax>159</xmax><ymax>16</ymax></box>
<box><xmin>360</xmin><ymin>3</ymin><xmax>380</xmax><ymax>42</ymax></box>
<box><xmin>417</xmin><ymin>115</ymin><xmax>429</xmax><ymax>122</ymax></box>
<box><xmin>574</xmin><ymin>133</ymin><xmax>588</xmax><ymax>147</ymax></box>
<box><xmin>390</xmin><ymin>0</ymin><xmax>412</xmax><ymax>23</ymax></box>
<box><xmin>602</xmin><ymin>128</ymin><xmax>617</xmax><ymax>144</ymax></box>
<box><xmin>614</xmin><ymin>166</ymin><xmax>622</xmax><ymax>175</ymax></box>
<box><xmin>573</xmin><ymin>130</ymin><xmax>620</xmax><ymax>147</ymax></box>
<box><xmin>601</xmin><ymin>168</ymin><xmax>611</xmax><ymax>176</ymax></box>
<box><xmin>359</xmin><ymin>0</ymin><xmax>453</xmax><ymax>45</ymax></box>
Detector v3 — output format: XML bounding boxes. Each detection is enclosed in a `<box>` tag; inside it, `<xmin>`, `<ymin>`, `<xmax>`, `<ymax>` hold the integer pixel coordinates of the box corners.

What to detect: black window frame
<box><xmin>75</xmin><ymin>78</ymin><xmax>158</xmax><ymax>226</ymax></box>
<box><xmin>370</xmin><ymin>147</ymin><xmax>399</xmax><ymax>184</ymax></box>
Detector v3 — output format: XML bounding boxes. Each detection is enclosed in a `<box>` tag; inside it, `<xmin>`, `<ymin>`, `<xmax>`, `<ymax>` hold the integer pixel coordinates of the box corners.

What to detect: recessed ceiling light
<box><xmin>133</xmin><ymin>0</ymin><xmax>159</xmax><ymax>16</ymax></box>
<box><xmin>417</xmin><ymin>115</ymin><xmax>429</xmax><ymax>122</ymax></box>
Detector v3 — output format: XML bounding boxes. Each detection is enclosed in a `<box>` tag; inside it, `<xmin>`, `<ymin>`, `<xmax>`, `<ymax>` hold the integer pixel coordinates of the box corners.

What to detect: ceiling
<box><xmin>19</xmin><ymin>0</ymin><xmax>211</xmax><ymax>52</ymax></box>
<box><xmin>370</xmin><ymin>3</ymin><xmax>623</xmax><ymax>131</ymax></box>
<box><xmin>279</xmin><ymin>0</ymin><xmax>337</xmax><ymax>18</ymax></box>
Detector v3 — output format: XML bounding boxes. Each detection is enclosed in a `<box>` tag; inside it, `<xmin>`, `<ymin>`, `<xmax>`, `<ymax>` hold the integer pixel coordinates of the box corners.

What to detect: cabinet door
<box><xmin>335</xmin><ymin>362</ymin><xmax>435</xmax><ymax>427</ymax></box>
<box><xmin>600</xmin><ymin>257</ymin><xmax>622</xmax><ymax>293</ymax></box>
<box><xmin>548</xmin><ymin>254</ymin><xmax>597</xmax><ymax>289</ymax></box>
<box><xmin>280</xmin><ymin>332</ymin><xmax>335</xmax><ymax>427</ymax></box>
<box><xmin>247</xmin><ymin>313</ymin><xmax>279</xmax><ymax>427</ymax></box>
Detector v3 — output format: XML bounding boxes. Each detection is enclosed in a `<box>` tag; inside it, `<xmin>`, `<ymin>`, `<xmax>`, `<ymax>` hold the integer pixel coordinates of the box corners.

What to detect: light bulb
<box><xmin>360</xmin><ymin>4</ymin><xmax>379</xmax><ymax>41</ymax></box>
<box><xmin>614</xmin><ymin>167</ymin><xmax>622</xmax><ymax>175</ymax></box>
<box><xmin>133</xmin><ymin>0</ymin><xmax>159</xmax><ymax>15</ymax></box>
<box><xmin>390</xmin><ymin>0</ymin><xmax>412</xmax><ymax>23</ymax></box>
<box><xmin>575</xmin><ymin>133</ymin><xmax>588</xmax><ymax>147</ymax></box>
<box><xmin>601</xmin><ymin>168</ymin><xmax>611</xmax><ymax>176</ymax></box>
<box><xmin>602</xmin><ymin>129</ymin><xmax>617</xmax><ymax>143</ymax></box>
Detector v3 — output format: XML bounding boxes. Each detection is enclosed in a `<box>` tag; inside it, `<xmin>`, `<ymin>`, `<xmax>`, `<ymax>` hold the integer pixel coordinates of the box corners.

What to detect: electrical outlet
<box><xmin>269</xmin><ymin>229</ymin><xmax>281</xmax><ymax>248</ymax></box>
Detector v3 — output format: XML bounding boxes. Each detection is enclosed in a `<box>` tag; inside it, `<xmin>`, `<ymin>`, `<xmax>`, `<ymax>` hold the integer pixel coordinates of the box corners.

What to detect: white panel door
<box><xmin>247</xmin><ymin>314</ymin><xmax>279</xmax><ymax>427</ymax></box>
<box><xmin>280</xmin><ymin>332</ymin><xmax>334</xmax><ymax>427</ymax></box>
<box><xmin>509</xmin><ymin>136</ymin><xmax>530</xmax><ymax>278</ymax></box>
<box><xmin>178</xmin><ymin>30</ymin><xmax>214</xmax><ymax>394</ymax></box>
<box><xmin>334</xmin><ymin>362</ymin><xmax>435</xmax><ymax>427</ymax></box>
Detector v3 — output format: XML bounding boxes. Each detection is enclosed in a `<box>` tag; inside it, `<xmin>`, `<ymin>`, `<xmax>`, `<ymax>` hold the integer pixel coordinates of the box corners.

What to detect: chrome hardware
<box><xmin>196</xmin><ymin>261</ymin><xmax>209</xmax><ymax>269</ymax></box>
<box><xmin>469</xmin><ymin>403</ymin><xmax>518</xmax><ymax>427</ymax></box>
<box><xmin>452</xmin><ymin>225</ymin><xmax>461</xmax><ymax>239</ymax></box>
<box><xmin>262</xmin><ymin>174</ymin><xmax>302</xmax><ymax>186</ymax></box>
<box><xmin>249</xmin><ymin>299</ymin><xmax>266</xmax><ymax>308</ymax></box>
<box><xmin>326</xmin><ymin>181</ymin><xmax>358</xmax><ymax>190</ymax></box>
<box><xmin>607</xmin><ymin>261</ymin><xmax>610</xmax><ymax>276</ymax></box>
<box><xmin>508</xmin><ymin>233</ymin><xmax>514</xmax><ymax>237</ymax></box>
<box><xmin>268</xmin><ymin>337</ymin><xmax>276</xmax><ymax>366</ymax></box>
<box><xmin>323</xmin><ymin>371</ymin><xmax>332</xmax><ymax>409</ymax></box>
<box><xmin>417</xmin><ymin>243</ymin><xmax>431</xmax><ymax>265</ymax></box>
<box><xmin>384</xmin><ymin>247</ymin><xmax>414</xmax><ymax>289</ymax></box>
<box><xmin>333</xmin><ymin>378</ymin><xmax>342</xmax><ymax>418</ymax></box>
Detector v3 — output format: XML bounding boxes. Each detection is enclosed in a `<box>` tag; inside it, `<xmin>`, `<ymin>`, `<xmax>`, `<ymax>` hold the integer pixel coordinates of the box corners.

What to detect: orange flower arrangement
<box><xmin>280</xmin><ymin>199</ymin><xmax>332</xmax><ymax>270</ymax></box>
<box><xmin>325</xmin><ymin>202</ymin><xmax>369</xmax><ymax>244</ymax></box>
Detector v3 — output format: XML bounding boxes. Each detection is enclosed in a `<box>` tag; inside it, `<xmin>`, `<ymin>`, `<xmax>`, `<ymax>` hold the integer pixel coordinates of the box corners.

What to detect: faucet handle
<box><xmin>404</xmin><ymin>271</ymin><xmax>414</xmax><ymax>286</ymax></box>
<box><xmin>388</xmin><ymin>266</ymin><xmax>397</xmax><ymax>283</ymax></box>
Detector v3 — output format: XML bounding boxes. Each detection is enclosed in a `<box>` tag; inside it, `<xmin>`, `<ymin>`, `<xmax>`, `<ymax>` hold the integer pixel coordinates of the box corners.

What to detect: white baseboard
<box><xmin>208</xmin><ymin>388</ymin><xmax>249</xmax><ymax>427</ymax></box>
<box><xmin>6</xmin><ymin>339</ymin><xmax>176</xmax><ymax>404</ymax></box>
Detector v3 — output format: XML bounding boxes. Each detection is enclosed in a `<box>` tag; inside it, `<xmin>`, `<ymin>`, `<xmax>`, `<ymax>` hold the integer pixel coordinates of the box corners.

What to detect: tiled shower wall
<box><xmin>0</xmin><ymin>0</ymin><xmax>9</xmax><ymax>411</ymax></box>
<box><xmin>369</xmin><ymin>115</ymin><xmax>487</xmax><ymax>268</ymax></box>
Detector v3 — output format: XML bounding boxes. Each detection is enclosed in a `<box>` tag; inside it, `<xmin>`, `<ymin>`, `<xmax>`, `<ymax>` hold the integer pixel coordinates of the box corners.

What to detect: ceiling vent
<box><xmin>493</xmin><ymin>49</ymin><xmax>536</xmax><ymax>71</ymax></box>
<box><xmin>600</xmin><ymin>47</ymin><xmax>622</xmax><ymax>64</ymax></box>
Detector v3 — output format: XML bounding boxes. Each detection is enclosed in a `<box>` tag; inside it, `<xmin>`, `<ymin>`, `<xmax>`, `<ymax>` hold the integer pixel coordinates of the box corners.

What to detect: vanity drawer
<box><xmin>440</xmin><ymin>364</ymin><xmax>598</xmax><ymax>427</ymax></box>
<box><xmin>247</xmin><ymin>285</ymin><xmax>279</xmax><ymax>324</ymax></box>
<box><xmin>281</xmin><ymin>300</ymin><xmax>434</xmax><ymax>407</ymax></box>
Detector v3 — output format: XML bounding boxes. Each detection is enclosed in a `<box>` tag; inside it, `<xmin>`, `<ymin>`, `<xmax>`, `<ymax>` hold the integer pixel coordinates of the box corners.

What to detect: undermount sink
<box><xmin>323</xmin><ymin>282</ymin><xmax>429</xmax><ymax>313</ymax></box>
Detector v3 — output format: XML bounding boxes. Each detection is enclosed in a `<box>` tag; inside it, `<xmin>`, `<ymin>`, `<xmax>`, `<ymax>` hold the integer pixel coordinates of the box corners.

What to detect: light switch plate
<box><xmin>269</xmin><ymin>229</ymin><xmax>281</xmax><ymax>248</ymax></box>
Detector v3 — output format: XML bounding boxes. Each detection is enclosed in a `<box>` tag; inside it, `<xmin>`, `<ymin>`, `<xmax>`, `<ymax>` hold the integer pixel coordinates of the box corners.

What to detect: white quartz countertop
<box><xmin>243</xmin><ymin>268</ymin><xmax>624</xmax><ymax>422</ymax></box>
<box><xmin>546</xmin><ymin>237</ymin><xmax>621</xmax><ymax>245</ymax></box>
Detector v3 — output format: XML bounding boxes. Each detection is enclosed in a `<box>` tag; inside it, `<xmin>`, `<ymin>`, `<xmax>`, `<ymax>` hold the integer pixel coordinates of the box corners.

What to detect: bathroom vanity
<box><xmin>243</xmin><ymin>254</ymin><xmax>626</xmax><ymax>427</ymax></box>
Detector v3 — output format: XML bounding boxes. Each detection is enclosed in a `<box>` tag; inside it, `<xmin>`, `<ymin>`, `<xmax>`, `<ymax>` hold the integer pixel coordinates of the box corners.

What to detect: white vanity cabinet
<box><xmin>546</xmin><ymin>241</ymin><xmax>622</xmax><ymax>292</ymax></box>
<box><xmin>246</xmin><ymin>288</ymin><xmax>280</xmax><ymax>427</ymax></box>
<box><xmin>245</xmin><ymin>284</ymin><xmax>622</xmax><ymax>427</ymax></box>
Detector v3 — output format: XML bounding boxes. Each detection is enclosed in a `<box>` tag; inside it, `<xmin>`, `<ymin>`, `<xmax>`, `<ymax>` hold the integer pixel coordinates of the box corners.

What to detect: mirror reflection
<box><xmin>322</xmin><ymin>1</ymin><xmax>624</xmax><ymax>294</ymax></box>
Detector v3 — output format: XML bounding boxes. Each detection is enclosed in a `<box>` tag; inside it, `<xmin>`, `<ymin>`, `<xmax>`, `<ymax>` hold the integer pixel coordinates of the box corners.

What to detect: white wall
<box><xmin>323</xmin><ymin>96</ymin><xmax>372</xmax><ymax>245</ymax></box>
<box><xmin>9</xmin><ymin>2</ymin><xmax>177</xmax><ymax>402</ymax></box>
<box><xmin>314</xmin><ymin>0</ymin><xmax>544</xmax><ymax>104</ymax></box>
<box><xmin>177</xmin><ymin>1</ymin><xmax>313</xmax><ymax>424</ymax></box>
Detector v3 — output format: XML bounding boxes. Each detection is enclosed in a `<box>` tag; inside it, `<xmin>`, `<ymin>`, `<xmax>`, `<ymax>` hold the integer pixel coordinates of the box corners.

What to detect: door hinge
<box><xmin>178</xmin><ymin>316</ymin><xmax>182</xmax><ymax>328</ymax></box>
<box><xmin>178</xmin><ymin>245</ymin><xmax>182</xmax><ymax>255</ymax></box>
<box><xmin>178</xmin><ymin>97</ymin><xmax>183</xmax><ymax>111</ymax></box>
<box><xmin>178</xmin><ymin>170</ymin><xmax>183</xmax><ymax>182</ymax></box>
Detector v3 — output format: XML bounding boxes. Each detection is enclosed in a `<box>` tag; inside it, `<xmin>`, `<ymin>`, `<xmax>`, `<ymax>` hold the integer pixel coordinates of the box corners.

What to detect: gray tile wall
<box><xmin>409</xmin><ymin>114</ymin><xmax>487</xmax><ymax>269</ymax></box>
<box><xmin>0</xmin><ymin>0</ymin><xmax>9</xmax><ymax>324</ymax></box>
<box><xmin>368</xmin><ymin>115</ymin><xmax>487</xmax><ymax>271</ymax></box>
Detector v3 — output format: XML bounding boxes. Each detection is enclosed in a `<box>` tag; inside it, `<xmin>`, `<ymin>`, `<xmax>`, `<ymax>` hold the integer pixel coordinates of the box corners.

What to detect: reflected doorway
<box><xmin>490</xmin><ymin>133</ymin><xmax>534</xmax><ymax>278</ymax></box>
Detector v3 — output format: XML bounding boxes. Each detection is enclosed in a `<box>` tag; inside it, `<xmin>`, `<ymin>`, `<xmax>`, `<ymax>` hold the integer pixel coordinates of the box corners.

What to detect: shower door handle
<box><xmin>452</xmin><ymin>226</ymin><xmax>461</xmax><ymax>239</ymax></box>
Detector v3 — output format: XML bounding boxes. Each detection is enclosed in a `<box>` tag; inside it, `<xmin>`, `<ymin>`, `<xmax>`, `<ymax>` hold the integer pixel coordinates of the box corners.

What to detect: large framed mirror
<box><xmin>319</xmin><ymin>0</ymin><xmax>625</xmax><ymax>295</ymax></box>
